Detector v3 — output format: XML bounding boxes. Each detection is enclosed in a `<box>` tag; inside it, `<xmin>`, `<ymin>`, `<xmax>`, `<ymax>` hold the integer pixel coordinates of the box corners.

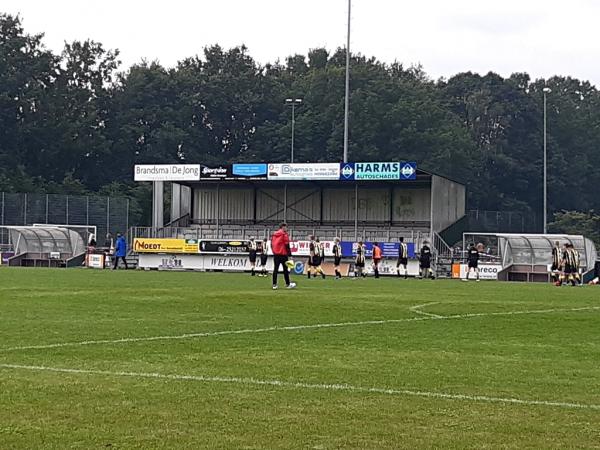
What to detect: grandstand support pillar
<box><xmin>216</xmin><ymin>183</ymin><xmax>220</xmax><ymax>238</ymax></box>
<box><xmin>389</xmin><ymin>186</ymin><xmax>394</xmax><ymax>227</ymax></box>
<box><xmin>45</xmin><ymin>194</ymin><xmax>49</xmax><ymax>224</ymax></box>
<box><xmin>283</xmin><ymin>183</ymin><xmax>288</xmax><ymax>223</ymax></box>
<box><xmin>152</xmin><ymin>181</ymin><xmax>164</xmax><ymax>233</ymax></box>
<box><xmin>319</xmin><ymin>186</ymin><xmax>323</xmax><ymax>225</ymax></box>
<box><xmin>354</xmin><ymin>183</ymin><xmax>358</xmax><ymax>241</ymax></box>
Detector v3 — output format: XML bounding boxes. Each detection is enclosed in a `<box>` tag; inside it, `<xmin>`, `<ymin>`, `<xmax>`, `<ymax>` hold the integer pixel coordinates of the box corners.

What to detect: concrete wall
<box><xmin>431</xmin><ymin>175</ymin><xmax>466</xmax><ymax>232</ymax></box>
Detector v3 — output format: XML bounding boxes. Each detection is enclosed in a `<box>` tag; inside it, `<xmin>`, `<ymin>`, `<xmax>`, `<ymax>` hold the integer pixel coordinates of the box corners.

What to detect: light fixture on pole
<box><xmin>343</xmin><ymin>0</ymin><xmax>351</xmax><ymax>163</ymax></box>
<box><xmin>285</xmin><ymin>98</ymin><xmax>302</xmax><ymax>163</ymax></box>
<box><xmin>542</xmin><ymin>87</ymin><xmax>551</xmax><ymax>234</ymax></box>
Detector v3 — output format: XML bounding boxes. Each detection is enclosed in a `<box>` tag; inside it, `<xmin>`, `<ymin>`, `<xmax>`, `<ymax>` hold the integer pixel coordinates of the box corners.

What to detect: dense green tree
<box><xmin>2</xmin><ymin>12</ymin><xmax>600</xmax><ymax>233</ymax></box>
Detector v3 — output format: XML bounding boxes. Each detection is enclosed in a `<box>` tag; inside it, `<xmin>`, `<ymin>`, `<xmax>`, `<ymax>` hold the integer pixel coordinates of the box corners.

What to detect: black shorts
<box><xmin>249</xmin><ymin>251</ymin><xmax>257</xmax><ymax>264</ymax></box>
<box><xmin>397</xmin><ymin>258</ymin><xmax>408</xmax><ymax>267</ymax></box>
<box><xmin>564</xmin><ymin>264</ymin><xmax>576</xmax><ymax>274</ymax></box>
<box><xmin>260</xmin><ymin>255</ymin><xmax>268</xmax><ymax>266</ymax></box>
<box><xmin>312</xmin><ymin>256</ymin><xmax>321</xmax><ymax>266</ymax></box>
<box><xmin>551</xmin><ymin>263</ymin><xmax>559</xmax><ymax>271</ymax></box>
<box><xmin>468</xmin><ymin>260</ymin><xmax>478</xmax><ymax>269</ymax></box>
<box><xmin>334</xmin><ymin>257</ymin><xmax>341</xmax><ymax>266</ymax></box>
<box><xmin>355</xmin><ymin>261</ymin><xmax>365</xmax><ymax>268</ymax></box>
<box><xmin>373</xmin><ymin>258</ymin><xmax>381</xmax><ymax>266</ymax></box>
<box><xmin>420</xmin><ymin>260</ymin><xmax>431</xmax><ymax>269</ymax></box>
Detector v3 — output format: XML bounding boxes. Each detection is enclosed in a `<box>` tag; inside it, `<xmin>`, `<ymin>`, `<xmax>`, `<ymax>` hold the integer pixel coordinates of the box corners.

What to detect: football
<box><xmin>285</xmin><ymin>260</ymin><xmax>295</xmax><ymax>269</ymax></box>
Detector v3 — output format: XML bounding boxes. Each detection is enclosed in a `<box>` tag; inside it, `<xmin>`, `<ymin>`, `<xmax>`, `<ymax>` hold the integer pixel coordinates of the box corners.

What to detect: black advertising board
<box><xmin>199</xmin><ymin>240</ymin><xmax>252</xmax><ymax>254</ymax></box>
<box><xmin>199</xmin><ymin>164</ymin><xmax>268</xmax><ymax>181</ymax></box>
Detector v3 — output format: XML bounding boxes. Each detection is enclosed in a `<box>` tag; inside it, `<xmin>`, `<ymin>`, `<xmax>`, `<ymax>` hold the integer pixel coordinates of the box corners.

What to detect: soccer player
<box><xmin>550</xmin><ymin>241</ymin><xmax>561</xmax><ymax>283</ymax></box>
<box><xmin>567</xmin><ymin>243</ymin><xmax>581</xmax><ymax>286</ymax></box>
<box><xmin>315</xmin><ymin>237</ymin><xmax>326</xmax><ymax>279</ymax></box>
<box><xmin>248</xmin><ymin>237</ymin><xmax>258</xmax><ymax>276</ymax></box>
<box><xmin>396</xmin><ymin>237</ymin><xmax>408</xmax><ymax>279</ymax></box>
<box><xmin>465</xmin><ymin>243</ymin><xmax>480</xmax><ymax>281</ymax></box>
<box><xmin>372</xmin><ymin>242</ymin><xmax>382</xmax><ymax>278</ymax></box>
<box><xmin>419</xmin><ymin>241</ymin><xmax>434</xmax><ymax>279</ymax></box>
<box><xmin>308</xmin><ymin>236</ymin><xmax>325</xmax><ymax>279</ymax></box>
<box><xmin>354</xmin><ymin>240</ymin><xmax>366</xmax><ymax>278</ymax></box>
<box><xmin>333</xmin><ymin>237</ymin><xmax>342</xmax><ymax>279</ymax></box>
<box><xmin>271</xmin><ymin>223</ymin><xmax>296</xmax><ymax>290</ymax></box>
<box><xmin>259</xmin><ymin>238</ymin><xmax>269</xmax><ymax>277</ymax></box>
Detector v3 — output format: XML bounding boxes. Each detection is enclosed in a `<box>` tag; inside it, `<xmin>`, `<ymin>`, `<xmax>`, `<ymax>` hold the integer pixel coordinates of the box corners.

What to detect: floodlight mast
<box><xmin>543</xmin><ymin>87</ymin><xmax>551</xmax><ymax>234</ymax></box>
<box><xmin>343</xmin><ymin>0</ymin><xmax>351</xmax><ymax>163</ymax></box>
<box><xmin>285</xmin><ymin>98</ymin><xmax>302</xmax><ymax>163</ymax></box>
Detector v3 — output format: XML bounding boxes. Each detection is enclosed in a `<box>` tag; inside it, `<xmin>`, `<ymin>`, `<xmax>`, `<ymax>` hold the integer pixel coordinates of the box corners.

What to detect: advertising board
<box><xmin>340</xmin><ymin>241</ymin><xmax>416</xmax><ymax>258</ymax></box>
<box><xmin>289</xmin><ymin>240</ymin><xmax>336</xmax><ymax>257</ymax></box>
<box><xmin>231</xmin><ymin>163</ymin><xmax>268</xmax><ymax>180</ymax></box>
<box><xmin>134</xmin><ymin>165</ymin><xmax>201</xmax><ymax>181</ymax></box>
<box><xmin>138</xmin><ymin>253</ymin><xmax>275</xmax><ymax>272</ymax></box>
<box><xmin>451</xmin><ymin>263</ymin><xmax>502</xmax><ymax>280</ymax></box>
<box><xmin>267</xmin><ymin>163</ymin><xmax>340</xmax><ymax>180</ymax></box>
<box><xmin>87</xmin><ymin>253</ymin><xmax>105</xmax><ymax>269</ymax></box>
<box><xmin>133</xmin><ymin>238</ymin><xmax>199</xmax><ymax>254</ymax></box>
<box><xmin>199</xmin><ymin>240</ymin><xmax>252</xmax><ymax>254</ymax></box>
<box><xmin>340</xmin><ymin>162</ymin><xmax>418</xmax><ymax>181</ymax></box>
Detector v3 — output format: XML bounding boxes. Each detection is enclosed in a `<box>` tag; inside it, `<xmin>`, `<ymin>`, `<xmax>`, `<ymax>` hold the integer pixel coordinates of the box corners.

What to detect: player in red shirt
<box><xmin>270</xmin><ymin>223</ymin><xmax>297</xmax><ymax>290</ymax></box>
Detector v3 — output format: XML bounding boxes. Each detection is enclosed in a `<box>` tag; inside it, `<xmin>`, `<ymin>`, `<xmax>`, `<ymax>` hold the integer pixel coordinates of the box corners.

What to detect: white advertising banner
<box><xmin>289</xmin><ymin>240</ymin><xmax>336</xmax><ymax>257</ymax></box>
<box><xmin>134</xmin><ymin>165</ymin><xmax>201</xmax><ymax>181</ymax></box>
<box><xmin>138</xmin><ymin>253</ymin><xmax>275</xmax><ymax>272</ymax></box>
<box><xmin>267</xmin><ymin>163</ymin><xmax>340</xmax><ymax>180</ymax></box>
<box><xmin>87</xmin><ymin>254</ymin><xmax>105</xmax><ymax>269</ymax></box>
<box><xmin>459</xmin><ymin>264</ymin><xmax>501</xmax><ymax>280</ymax></box>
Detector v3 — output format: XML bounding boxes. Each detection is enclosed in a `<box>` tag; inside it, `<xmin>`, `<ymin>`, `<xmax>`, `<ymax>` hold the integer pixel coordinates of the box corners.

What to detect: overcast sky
<box><xmin>4</xmin><ymin>0</ymin><xmax>600</xmax><ymax>85</ymax></box>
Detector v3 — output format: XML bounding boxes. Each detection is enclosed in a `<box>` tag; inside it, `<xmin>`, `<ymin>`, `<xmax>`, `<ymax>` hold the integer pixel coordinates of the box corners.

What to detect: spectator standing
<box><xmin>113</xmin><ymin>233</ymin><xmax>128</xmax><ymax>270</ymax></box>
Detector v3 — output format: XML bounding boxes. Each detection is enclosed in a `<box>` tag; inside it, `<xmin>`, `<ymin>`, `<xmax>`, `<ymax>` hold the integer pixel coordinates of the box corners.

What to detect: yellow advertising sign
<box><xmin>133</xmin><ymin>238</ymin><xmax>199</xmax><ymax>254</ymax></box>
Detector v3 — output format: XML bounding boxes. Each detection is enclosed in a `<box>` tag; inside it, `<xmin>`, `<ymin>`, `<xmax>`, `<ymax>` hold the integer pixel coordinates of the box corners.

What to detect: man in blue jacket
<box><xmin>113</xmin><ymin>233</ymin><xmax>128</xmax><ymax>270</ymax></box>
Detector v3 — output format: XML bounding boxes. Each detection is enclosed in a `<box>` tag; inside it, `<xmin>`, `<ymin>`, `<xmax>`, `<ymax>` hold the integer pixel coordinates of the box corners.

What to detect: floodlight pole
<box><xmin>285</xmin><ymin>98</ymin><xmax>302</xmax><ymax>163</ymax></box>
<box><xmin>543</xmin><ymin>87</ymin><xmax>551</xmax><ymax>234</ymax></box>
<box><xmin>343</xmin><ymin>0</ymin><xmax>351</xmax><ymax>163</ymax></box>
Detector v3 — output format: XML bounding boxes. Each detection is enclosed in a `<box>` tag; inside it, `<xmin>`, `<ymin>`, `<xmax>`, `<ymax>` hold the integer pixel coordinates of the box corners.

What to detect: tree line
<box><xmin>1</xmin><ymin>13</ymin><xmax>599</xmax><ymax>237</ymax></box>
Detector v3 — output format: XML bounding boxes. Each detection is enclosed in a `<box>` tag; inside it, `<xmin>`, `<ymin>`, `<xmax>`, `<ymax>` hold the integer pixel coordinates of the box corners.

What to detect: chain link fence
<box><xmin>0</xmin><ymin>192</ymin><xmax>130</xmax><ymax>248</ymax></box>
<box><xmin>467</xmin><ymin>210</ymin><xmax>540</xmax><ymax>234</ymax></box>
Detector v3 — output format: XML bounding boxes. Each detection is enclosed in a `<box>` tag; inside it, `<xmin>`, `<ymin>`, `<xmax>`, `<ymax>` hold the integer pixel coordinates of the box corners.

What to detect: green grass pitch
<box><xmin>1</xmin><ymin>268</ymin><xmax>599</xmax><ymax>449</ymax></box>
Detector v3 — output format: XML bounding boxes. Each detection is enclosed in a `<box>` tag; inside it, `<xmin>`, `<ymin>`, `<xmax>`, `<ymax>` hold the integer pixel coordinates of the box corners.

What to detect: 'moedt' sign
<box><xmin>134</xmin><ymin>165</ymin><xmax>201</xmax><ymax>182</ymax></box>
<box><xmin>133</xmin><ymin>238</ymin><xmax>199</xmax><ymax>254</ymax></box>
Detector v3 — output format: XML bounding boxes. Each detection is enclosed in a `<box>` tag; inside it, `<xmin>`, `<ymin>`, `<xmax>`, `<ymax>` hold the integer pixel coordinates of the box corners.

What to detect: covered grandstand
<box><xmin>137</xmin><ymin>162</ymin><xmax>466</xmax><ymax>246</ymax></box>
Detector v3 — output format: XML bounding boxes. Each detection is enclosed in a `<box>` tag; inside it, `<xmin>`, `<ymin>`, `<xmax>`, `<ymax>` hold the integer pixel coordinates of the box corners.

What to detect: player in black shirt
<box><xmin>333</xmin><ymin>237</ymin><xmax>342</xmax><ymax>279</ymax></box>
<box><xmin>465</xmin><ymin>243</ymin><xmax>480</xmax><ymax>281</ymax></box>
<box><xmin>259</xmin><ymin>238</ymin><xmax>269</xmax><ymax>277</ymax></box>
<box><xmin>248</xmin><ymin>237</ymin><xmax>258</xmax><ymax>276</ymax></box>
<box><xmin>419</xmin><ymin>241</ymin><xmax>434</xmax><ymax>279</ymax></box>
<box><xmin>396</xmin><ymin>237</ymin><xmax>409</xmax><ymax>279</ymax></box>
<box><xmin>354</xmin><ymin>241</ymin><xmax>366</xmax><ymax>278</ymax></box>
<box><xmin>550</xmin><ymin>241</ymin><xmax>561</xmax><ymax>283</ymax></box>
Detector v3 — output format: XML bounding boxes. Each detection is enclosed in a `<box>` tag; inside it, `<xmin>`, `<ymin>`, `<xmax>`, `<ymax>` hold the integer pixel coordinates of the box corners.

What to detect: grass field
<box><xmin>1</xmin><ymin>268</ymin><xmax>599</xmax><ymax>449</ymax></box>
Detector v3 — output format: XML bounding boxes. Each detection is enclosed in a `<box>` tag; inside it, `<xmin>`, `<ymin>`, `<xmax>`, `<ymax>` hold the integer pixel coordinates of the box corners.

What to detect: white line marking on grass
<box><xmin>2</xmin><ymin>306</ymin><xmax>599</xmax><ymax>353</ymax></box>
<box><xmin>1</xmin><ymin>363</ymin><xmax>599</xmax><ymax>412</ymax></box>
<box><xmin>409</xmin><ymin>302</ymin><xmax>444</xmax><ymax>318</ymax></box>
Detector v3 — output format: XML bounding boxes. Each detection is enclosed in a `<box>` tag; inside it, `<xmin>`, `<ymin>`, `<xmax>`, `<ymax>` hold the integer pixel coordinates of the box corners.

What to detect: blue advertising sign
<box><xmin>232</xmin><ymin>163</ymin><xmax>268</xmax><ymax>179</ymax></box>
<box><xmin>340</xmin><ymin>241</ymin><xmax>415</xmax><ymax>258</ymax></box>
<box><xmin>340</xmin><ymin>162</ymin><xmax>355</xmax><ymax>180</ymax></box>
<box><xmin>354</xmin><ymin>162</ymin><xmax>400</xmax><ymax>180</ymax></box>
<box><xmin>400</xmin><ymin>162</ymin><xmax>417</xmax><ymax>180</ymax></box>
